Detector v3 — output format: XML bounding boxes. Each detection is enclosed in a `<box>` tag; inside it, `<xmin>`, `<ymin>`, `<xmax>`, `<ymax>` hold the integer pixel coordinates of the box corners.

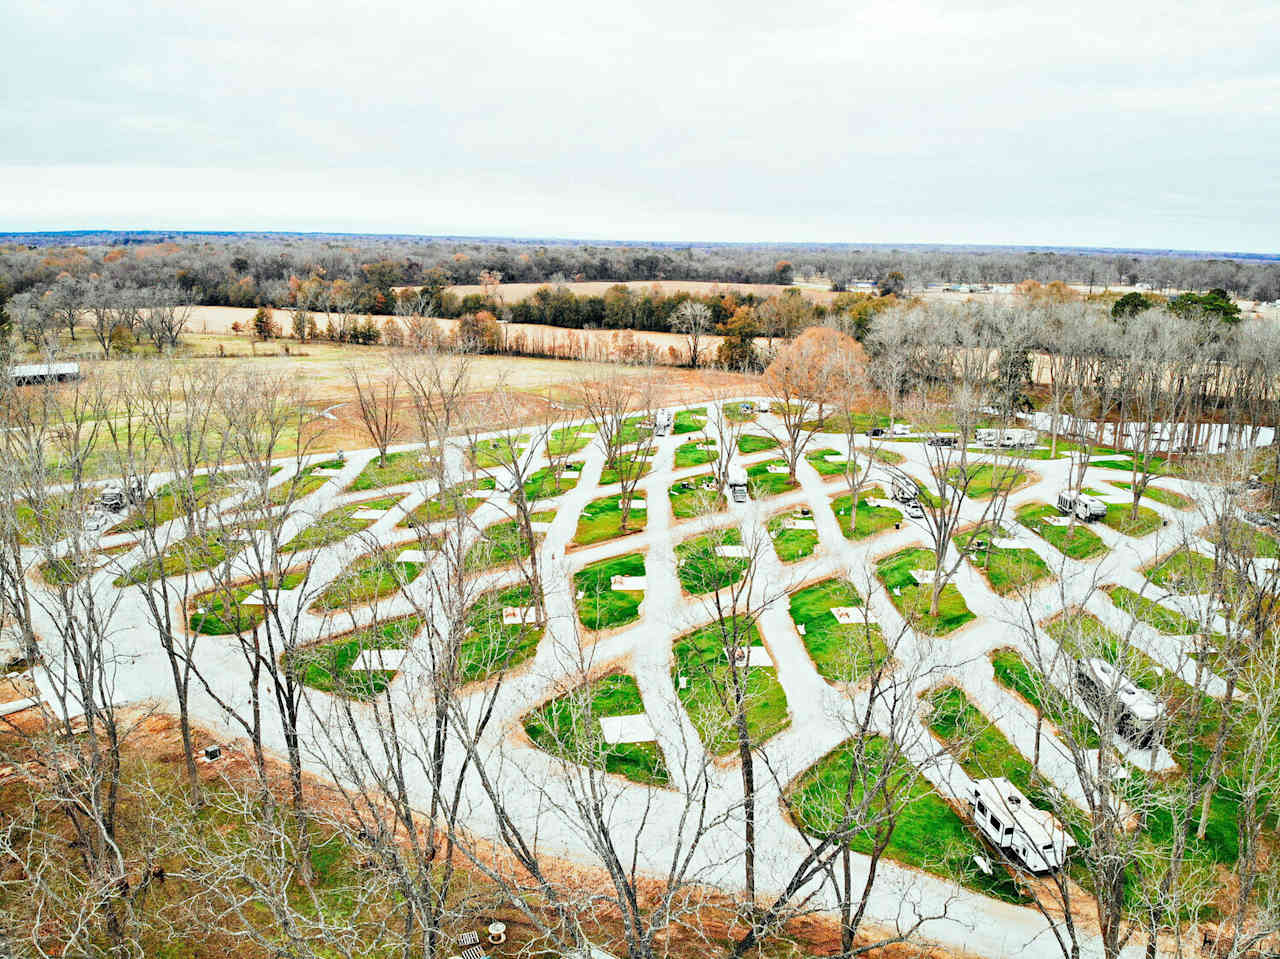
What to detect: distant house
<box><xmin>8</xmin><ymin>361</ymin><xmax>81</xmax><ymax>385</ymax></box>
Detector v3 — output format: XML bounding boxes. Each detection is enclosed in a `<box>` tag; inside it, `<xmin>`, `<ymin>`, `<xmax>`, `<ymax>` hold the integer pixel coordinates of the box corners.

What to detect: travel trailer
<box><xmin>975</xmin><ymin>427</ymin><xmax>1001</xmax><ymax>447</ymax></box>
<box><xmin>966</xmin><ymin>778</ymin><xmax>1074</xmax><ymax>873</ymax></box>
<box><xmin>926</xmin><ymin>433</ymin><xmax>959</xmax><ymax>448</ymax></box>
<box><xmin>653</xmin><ymin>410</ymin><xmax>674</xmax><ymax>436</ymax></box>
<box><xmin>1056</xmin><ymin>491</ymin><xmax>1107</xmax><ymax>522</ymax></box>
<box><xmin>1000</xmin><ymin>428</ymin><xmax>1038</xmax><ymax>449</ymax></box>
<box><xmin>727</xmin><ymin>465</ymin><xmax>749</xmax><ymax>503</ymax></box>
<box><xmin>1075</xmin><ymin>658</ymin><xmax>1165</xmax><ymax>748</ymax></box>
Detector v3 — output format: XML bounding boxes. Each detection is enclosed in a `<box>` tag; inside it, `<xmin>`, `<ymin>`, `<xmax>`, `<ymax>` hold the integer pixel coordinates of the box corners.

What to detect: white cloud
<box><xmin>3</xmin><ymin>0</ymin><xmax>1278</xmax><ymax>252</ymax></box>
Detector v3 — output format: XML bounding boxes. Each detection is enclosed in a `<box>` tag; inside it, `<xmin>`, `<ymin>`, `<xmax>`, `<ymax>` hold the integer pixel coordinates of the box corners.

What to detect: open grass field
<box><xmin>876</xmin><ymin>547</ymin><xmax>975</xmax><ymax>635</ymax></box>
<box><xmin>788</xmin><ymin>579</ymin><xmax>887</xmax><ymax>684</ymax></box>
<box><xmin>671</xmin><ymin>620</ymin><xmax>789</xmax><ymax>755</ymax></box>
<box><xmin>574</xmin><ymin>553</ymin><xmax>646</xmax><ymax>630</ymax></box>
<box><xmin>523</xmin><ymin>672</ymin><xmax>668</xmax><ymax>786</ymax></box>
<box><xmin>1016</xmin><ymin>502</ymin><xmax>1109</xmax><ymax>560</ymax></box>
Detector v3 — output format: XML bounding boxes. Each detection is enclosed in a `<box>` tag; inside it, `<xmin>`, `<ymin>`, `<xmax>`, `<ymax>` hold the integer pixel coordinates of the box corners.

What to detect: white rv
<box><xmin>1056</xmin><ymin>490</ymin><xmax>1107</xmax><ymax>522</ymax></box>
<box><xmin>653</xmin><ymin>410</ymin><xmax>674</xmax><ymax>436</ymax></box>
<box><xmin>727</xmin><ymin>465</ymin><xmax>749</xmax><ymax>503</ymax></box>
<box><xmin>975</xmin><ymin>427</ymin><xmax>1001</xmax><ymax>447</ymax></box>
<box><xmin>1075</xmin><ymin>658</ymin><xmax>1165</xmax><ymax>748</ymax></box>
<box><xmin>967</xmin><ymin>778</ymin><xmax>1074</xmax><ymax>873</ymax></box>
<box><xmin>1000</xmin><ymin>428</ymin><xmax>1038</xmax><ymax>449</ymax></box>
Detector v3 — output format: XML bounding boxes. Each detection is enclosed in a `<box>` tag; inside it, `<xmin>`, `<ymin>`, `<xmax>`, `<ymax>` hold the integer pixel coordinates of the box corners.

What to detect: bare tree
<box><xmin>671</xmin><ymin>300</ymin><xmax>713</xmax><ymax>368</ymax></box>
<box><xmin>349</xmin><ymin>365</ymin><xmax>404</xmax><ymax>468</ymax></box>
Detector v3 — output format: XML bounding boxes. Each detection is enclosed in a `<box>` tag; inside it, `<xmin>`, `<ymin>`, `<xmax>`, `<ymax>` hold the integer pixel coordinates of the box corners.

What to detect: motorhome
<box><xmin>966</xmin><ymin>778</ymin><xmax>1074</xmax><ymax>873</ymax></box>
<box><xmin>1000</xmin><ymin>428</ymin><xmax>1038</xmax><ymax>449</ymax></box>
<box><xmin>1075</xmin><ymin>658</ymin><xmax>1165</xmax><ymax>748</ymax></box>
<box><xmin>890</xmin><ymin>477</ymin><xmax>919</xmax><ymax>503</ymax></box>
<box><xmin>727</xmin><ymin>465</ymin><xmax>749</xmax><ymax>503</ymax></box>
<box><xmin>1056</xmin><ymin>491</ymin><xmax>1107</xmax><ymax>522</ymax></box>
<box><xmin>975</xmin><ymin>427</ymin><xmax>1001</xmax><ymax>447</ymax></box>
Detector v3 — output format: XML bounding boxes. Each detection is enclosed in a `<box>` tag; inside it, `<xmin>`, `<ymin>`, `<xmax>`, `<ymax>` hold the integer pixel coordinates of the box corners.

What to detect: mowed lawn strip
<box><xmin>669</xmin><ymin>474</ymin><xmax>725</xmax><ymax>519</ymax></box>
<box><xmin>674</xmin><ymin>439</ymin><xmax>716</xmax><ymax>468</ymax></box>
<box><xmin>746</xmin><ymin>459</ymin><xmax>798</xmax><ymax>497</ymax></box>
<box><xmin>953</xmin><ymin>526</ymin><xmax>1052</xmax><ymax>595</ymax></box>
<box><xmin>523</xmin><ymin>672</ymin><xmax>668</xmax><ymax>786</ymax></box>
<box><xmin>188</xmin><ymin>569</ymin><xmax>308</xmax><ymax>636</ymax></box>
<box><xmin>789</xmin><ymin>578</ymin><xmax>887</xmax><ymax>684</ymax></box>
<box><xmin>284</xmin><ymin>495</ymin><xmax>403</xmax><ymax>552</ymax></box>
<box><xmin>347</xmin><ymin>448</ymin><xmax>438</xmax><ymax>492</ymax></box>
<box><xmin>768</xmin><ymin>511</ymin><xmax>819</xmax><ymax>562</ymax></box>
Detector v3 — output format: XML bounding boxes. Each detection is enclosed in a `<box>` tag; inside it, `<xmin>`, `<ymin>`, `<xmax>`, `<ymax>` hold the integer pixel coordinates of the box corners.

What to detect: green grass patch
<box><xmin>283</xmin><ymin>495</ymin><xmax>403</xmax><ymax>552</ymax></box>
<box><xmin>789</xmin><ymin>737</ymin><xmax>1028</xmax><ymax>903</ymax></box>
<box><xmin>523</xmin><ymin>462</ymin><xmax>583</xmax><ymax>501</ymax></box>
<box><xmin>677</xmin><ymin>527</ymin><xmax>749</xmax><ymax>594</ymax></box>
<box><xmin>188</xmin><ymin>569</ymin><xmax>308</xmax><ymax>635</ymax></box>
<box><xmin>293</xmin><ymin>615</ymin><xmax>421</xmax><ymax>699</ymax></box>
<box><xmin>806</xmin><ymin>447</ymin><xmax>854</xmax><ymax>477</ymax></box>
<box><xmin>1105</xmin><ymin>585</ymin><xmax>1208</xmax><ymax>636</ymax></box>
<box><xmin>573</xmin><ymin>493</ymin><xmax>647</xmax><ymax>546</ymax></box>
<box><xmin>461</xmin><ymin>584</ymin><xmax>544</xmax><ymax>684</ymax></box>
<box><xmin>396</xmin><ymin>480</ymin><xmax>493</xmax><ymax>528</ymax></box>
<box><xmin>466</xmin><ymin>513</ymin><xmax>553</xmax><ymax>571</ymax></box>
<box><xmin>990</xmin><ymin>648</ymin><xmax>1101</xmax><ymax>749</ymax></box>
<box><xmin>674</xmin><ymin>438</ymin><xmax>716</xmax><ymax>468</ymax></box>
<box><xmin>954</xmin><ymin>525</ymin><xmax>1052</xmax><ymax>595</ymax></box>
<box><xmin>767</xmin><ymin>511</ymin><xmax>819</xmax><ymax>562</ymax></box>
<box><xmin>108</xmin><ymin>473</ymin><xmax>235</xmax><ymax>534</ymax></box>
<box><xmin>746</xmin><ymin>458</ymin><xmax>798</xmax><ymax>497</ymax></box>
<box><xmin>1109</xmin><ymin>481</ymin><xmax>1193</xmax><ymax>511</ymax></box>
<box><xmin>789</xmin><ymin>579</ymin><xmax>887</xmax><ymax>683</ymax></box>
<box><xmin>673</xmin><ymin>407</ymin><xmax>707</xmax><ymax>434</ymax></box>
<box><xmin>524</xmin><ymin>672</ymin><xmax>668</xmax><ymax>786</ymax></box>
<box><xmin>114</xmin><ymin>527</ymin><xmax>246</xmax><ymax>586</ymax></box>
<box><xmin>1016</xmin><ymin>502</ymin><xmax>1108</xmax><ymax>560</ymax></box>
<box><xmin>346</xmin><ymin>448</ymin><xmax>439</xmax><ymax>492</ymax></box>
<box><xmin>669</xmin><ymin>474</ymin><xmax>725</xmax><ymax>519</ymax></box>
<box><xmin>876</xmin><ymin>547</ymin><xmax>975</xmax><ymax>635</ymax></box>
<box><xmin>945</xmin><ymin>463</ymin><xmax>1030</xmax><ymax>500</ymax></box>
<box><xmin>1146</xmin><ymin>550</ymin><xmax>1216</xmax><ymax>594</ymax></box>
<box><xmin>470</xmin><ymin>435</ymin><xmax>529</xmax><ymax>469</ymax></box>
<box><xmin>722</xmin><ymin>401</ymin><xmax>757</xmax><ymax>423</ymax></box>
<box><xmin>547</xmin><ymin>423</ymin><xmax>595</xmax><ymax>456</ymax></box>
<box><xmin>831</xmin><ymin>487</ymin><xmax>900</xmax><ymax>540</ymax></box>
<box><xmin>311</xmin><ymin>546</ymin><xmax>427</xmax><ymax>611</ymax></box>
<box><xmin>671</xmin><ymin>619</ymin><xmax>789</xmax><ymax>755</ymax></box>
<box><xmin>574</xmin><ymin>553</ymin><xmax>646</xmax><ymax>631</ymax></box>
<box><xmin>598</xmin><ymin>451</ymin><xmax>654</xmax><ymax>486</ymax></box>
<box><xmin>737</xmin><ymin>433</ymin><xmax>779</xmax><ymax>454</ymax></box>
<box><xmin>1101</xmin><ymin>502</ymin><xmax>1163</xmax><ymax>537</ymax></box>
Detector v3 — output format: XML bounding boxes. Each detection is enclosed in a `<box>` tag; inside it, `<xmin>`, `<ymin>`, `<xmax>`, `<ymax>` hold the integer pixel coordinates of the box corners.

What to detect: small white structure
<box><xmin>829</xmin><ymin>606</ymin><xmax>862</xmax><ymax>625</ymax></box>
<box><xmin>892</xmin><ymin>423</ymin><xmax>912</xmax><ymax>436</ymax></box>
<box><xmin>502</xmin><ymin>606</ymin><xmax>540</xmax><ymax>625</ymax></box>
<box><xmin>530</xmin><ymin>521</ymin><xmax>554</xmax><ymax>533</ymax></box>
<box><xmin>910</xmin><ymin>569</ymin><xmax>935</xmax><ymax>585</ymax></box>
<box><xmin>313</xmin><ymin>467</ymin><xmax>345</xmax><ymax>477</ymax></box>
<box><xmin>967</xmin><ymin>778</ymin><xmax>1074</xmax><ymax>873</ymax></box>
<box><xmin>725</xmin><ymin>646</ymin><xmax>774</xmax><ymax>668</ymax></box>
<box><xmin>975</xmin><ymin>427</ymin><xmax>1001</xmax><ymax>447</ymax></box>
<box><xmin>610</xmin><ymin>574</ymin><xmax>647</xmax><ymax>591</ymax></box>
<box><xmin>9</xmin><ymin>361</ymin><xmax>80</xmax><ymax>385</ymax></box>
<box><xmin>783</xmin><ymin>516</ymin><xmax>817</xmax><ymax>530</ymax></box>
<box><xmin>397</xmin><ymin>549</ymin><xmax>430</xmax><ymax>564</ymax></box>
<box><xmin>349</xmin><ymin>648</ymin><xmax>409</xmax><ymax>672</ymax></box>
<box><xmin>599</xmin><ymin>713</ymin><xmax>657</xmax><ymax>745</ymax></box>
<box><xmin>351</xmin><ymin>508</ymin><xmax>388</xmax><ymax>521</ymax></box>
<box><xmin>714</xmin><ymin>544</ymin><xmax>750</xmax><ymax>559</ymax></box>
<box><xmin>766</xmin><ymin>464</ymin><xmax>788</xmax><ymax>475</ymax></box>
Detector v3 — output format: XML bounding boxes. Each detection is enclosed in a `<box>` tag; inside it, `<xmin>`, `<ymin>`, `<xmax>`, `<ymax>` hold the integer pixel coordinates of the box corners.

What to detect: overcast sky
<box><xmin>4</xmin><ymin>0</ymin><xmax>1278</xmax><ymax>252</ymax></box>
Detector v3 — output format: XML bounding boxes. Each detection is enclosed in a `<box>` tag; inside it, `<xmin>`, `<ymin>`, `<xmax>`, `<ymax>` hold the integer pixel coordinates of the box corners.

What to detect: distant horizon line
<box><xmin>2</xmin><ymin>228</ymin><xmax>1278</xmax><ymax>262</ymax></box>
